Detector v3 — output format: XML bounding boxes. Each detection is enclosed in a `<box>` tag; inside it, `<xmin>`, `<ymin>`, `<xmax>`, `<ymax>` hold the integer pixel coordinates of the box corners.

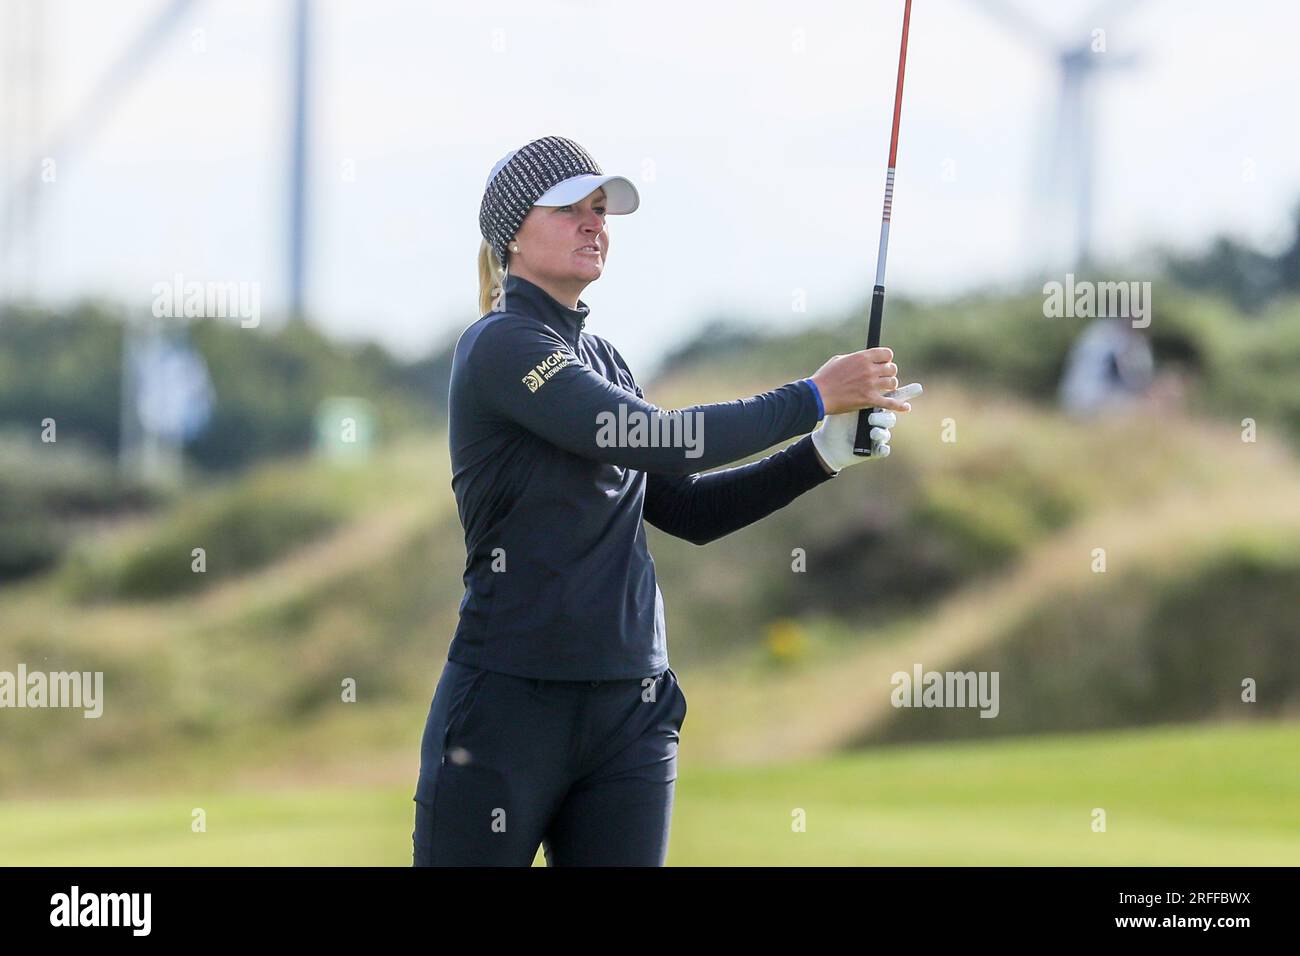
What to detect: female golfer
<box><xmin>412</xmin><ymin>134</ymin><xmax>919</xmax><ymax>866</ymax></box>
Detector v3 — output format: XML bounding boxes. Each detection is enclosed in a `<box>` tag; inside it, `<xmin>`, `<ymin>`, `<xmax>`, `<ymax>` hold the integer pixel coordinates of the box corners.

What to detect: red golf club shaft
<box><xmin>853</xmin><ymin>0</ymin><xmax>913</xmax><ymax>456</ymax></box>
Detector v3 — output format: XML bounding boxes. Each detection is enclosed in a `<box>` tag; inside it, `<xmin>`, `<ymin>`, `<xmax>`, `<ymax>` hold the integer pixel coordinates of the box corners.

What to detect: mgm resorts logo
<box><xmin>522</xmin><ymin>349</ymin><xmax>579</xmax><ymax>393</ymax></box>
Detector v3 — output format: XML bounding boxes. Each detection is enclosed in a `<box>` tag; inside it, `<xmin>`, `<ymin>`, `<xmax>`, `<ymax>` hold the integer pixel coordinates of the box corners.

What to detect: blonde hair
<box><xmin>477</xmin><ymin>239</ymin><xmax>508</xmax><ymax>316</ymax></box>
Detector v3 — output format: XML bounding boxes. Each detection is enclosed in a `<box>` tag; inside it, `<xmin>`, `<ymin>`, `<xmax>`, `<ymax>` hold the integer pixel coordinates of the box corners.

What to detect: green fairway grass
<box><xmin>3</xmin><ymin>718</ymin><xmax>1296</xmax><ymax>866</ymax></box>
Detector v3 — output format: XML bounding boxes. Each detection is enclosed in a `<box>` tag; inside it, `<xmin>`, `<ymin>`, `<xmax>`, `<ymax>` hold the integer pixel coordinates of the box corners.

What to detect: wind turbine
<box><xmin>0</xmin><ymin>0</ymin><xmax>317</xmax><ymax>483</ymax></box>
<box><xmin>0</xmin><ymin>0</ymin><xmax>313</xmax><ymax>318</ymax></box>
<box><xmin>972</xmin><ymin>0</ymin><xmax>1146</xmax><ymax>270</ymax></box>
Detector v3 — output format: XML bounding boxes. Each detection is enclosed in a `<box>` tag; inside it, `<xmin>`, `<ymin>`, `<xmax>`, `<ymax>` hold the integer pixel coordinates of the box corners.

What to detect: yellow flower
<box><xmin>765</xmin><ymin>618</ymin><xmax>807</xmax><ymax>662</ymax></box>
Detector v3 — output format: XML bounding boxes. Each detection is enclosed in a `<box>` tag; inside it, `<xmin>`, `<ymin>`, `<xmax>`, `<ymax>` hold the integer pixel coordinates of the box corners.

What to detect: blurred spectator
<box><xmin>1058</xmin><ymin>317</ymin><xmax>1155</xmax><ymax>415</ymax></box>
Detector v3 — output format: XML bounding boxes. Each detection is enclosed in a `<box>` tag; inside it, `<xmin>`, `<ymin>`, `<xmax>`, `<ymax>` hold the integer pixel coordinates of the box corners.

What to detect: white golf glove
<box><xmin>811</xmin><ymin>382</ymin><xmax>923</xmax><ymax>473</ymax></box>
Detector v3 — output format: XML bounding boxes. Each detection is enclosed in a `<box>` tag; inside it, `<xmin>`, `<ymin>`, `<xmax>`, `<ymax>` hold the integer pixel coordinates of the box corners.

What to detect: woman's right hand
<box><xmin>810</xmin><ymin>348</ymin><xmax>910</xmax><ymax>415</ymax></box>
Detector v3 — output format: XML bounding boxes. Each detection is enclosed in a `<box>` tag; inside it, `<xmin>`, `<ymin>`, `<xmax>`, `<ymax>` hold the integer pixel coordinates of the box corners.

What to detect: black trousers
<box><xmin>412</xmin><ymin>658</ymin><xmax>688</xmax><ymax>866</ymax></box>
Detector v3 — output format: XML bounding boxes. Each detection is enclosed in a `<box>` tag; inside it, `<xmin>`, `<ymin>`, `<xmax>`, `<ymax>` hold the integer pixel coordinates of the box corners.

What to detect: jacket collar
<box><xmin>501</xmin><ymin>273</ymin><xmax>589</xmax><ymax>346</ymax></box>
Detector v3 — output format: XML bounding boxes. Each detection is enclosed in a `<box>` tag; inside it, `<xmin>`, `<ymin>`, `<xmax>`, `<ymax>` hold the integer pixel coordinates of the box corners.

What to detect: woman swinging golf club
<box><xmin>412</xmin><ymin>134</ymin><xmax>921</xmax><ymax>866</ymax></box>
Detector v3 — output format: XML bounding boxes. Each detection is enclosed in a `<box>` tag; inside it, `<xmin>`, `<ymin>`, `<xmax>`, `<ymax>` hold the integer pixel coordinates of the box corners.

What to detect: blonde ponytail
<box><xmin>477</xmin><ymin>239</ymin><xmax>507</xmax><ymax>316</ymax></box>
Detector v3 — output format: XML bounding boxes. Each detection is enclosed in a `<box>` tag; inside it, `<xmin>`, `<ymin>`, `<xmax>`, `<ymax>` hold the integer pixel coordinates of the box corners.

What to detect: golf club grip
<box><xmin>853</xmin><ymin>285</ymin><xmax>886</xmax><ymax>456</ymax></box>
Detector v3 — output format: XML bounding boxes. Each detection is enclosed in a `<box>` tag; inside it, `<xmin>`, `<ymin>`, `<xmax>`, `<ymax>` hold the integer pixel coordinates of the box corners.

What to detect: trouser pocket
<box><xmin>414</xmin><ymin>660</ymin><xmax>490</xmax><ymax>804</ymax></box>
<box><xmin>666</xmin><ymin>666</ymin><xmax>687</xmax><ymax>731</ymax></box>
<box><xmin>443</xmin><ymin>664</ymin><xmax>491</xmax><ymax>761</ymax></box>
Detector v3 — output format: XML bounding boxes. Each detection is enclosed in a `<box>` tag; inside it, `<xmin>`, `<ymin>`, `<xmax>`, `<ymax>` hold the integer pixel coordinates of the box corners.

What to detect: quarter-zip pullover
<box><xmin>445</xmin><ymin>272</ymin><xmax>837</xmax><ymax>680</ymax></box>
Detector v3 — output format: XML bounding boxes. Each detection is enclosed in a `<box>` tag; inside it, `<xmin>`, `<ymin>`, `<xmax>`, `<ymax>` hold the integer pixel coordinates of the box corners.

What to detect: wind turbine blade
<box><xmin>968</xmin><ymin>0</ymin><xmax>1058</xmax><ymax>51</ymax></box>
<box><xmin>1078</xmin><ymin>0</ymin><xmax>1147</xmax><ymax>36</ymax></box>
<box><xmin>3</xmin><ymin>0</ymin><xmax>201</xmax><ymax>217</ymax></box>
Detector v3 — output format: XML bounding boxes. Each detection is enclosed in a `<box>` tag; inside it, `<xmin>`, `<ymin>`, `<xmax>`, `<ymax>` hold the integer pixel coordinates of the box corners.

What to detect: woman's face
<box><xmin>511</xmin><ymin>186</ymin><xmax>609</xmax><ymax>290</ymax></box>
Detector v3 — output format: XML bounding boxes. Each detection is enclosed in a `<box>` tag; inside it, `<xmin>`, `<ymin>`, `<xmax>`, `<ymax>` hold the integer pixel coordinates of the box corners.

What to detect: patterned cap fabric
<box><xmin>479</xmin><ymin>135</ymin><xmax>636</xmax><ymax>268</ymax></box>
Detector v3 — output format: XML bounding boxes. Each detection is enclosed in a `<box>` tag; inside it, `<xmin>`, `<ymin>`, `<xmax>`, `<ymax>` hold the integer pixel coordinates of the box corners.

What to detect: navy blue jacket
<box><xmin>445</xmin><ymin>272</ymin><xmax>837</xmax><ymax>680</ymax></box>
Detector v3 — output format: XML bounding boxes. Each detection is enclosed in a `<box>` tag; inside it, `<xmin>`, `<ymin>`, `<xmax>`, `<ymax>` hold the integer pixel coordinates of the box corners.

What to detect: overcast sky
<box><xmin>3</xmin><ymin>0</ymin><xmax>1299</xmax><ymax>374</ymax></box>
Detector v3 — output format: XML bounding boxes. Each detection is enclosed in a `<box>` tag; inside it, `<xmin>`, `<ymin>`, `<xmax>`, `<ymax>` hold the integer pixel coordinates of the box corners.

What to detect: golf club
<box><xmin>854</xmin><ymin>0</ymin><xmax>914</xmax><ymax>456</ymax></box>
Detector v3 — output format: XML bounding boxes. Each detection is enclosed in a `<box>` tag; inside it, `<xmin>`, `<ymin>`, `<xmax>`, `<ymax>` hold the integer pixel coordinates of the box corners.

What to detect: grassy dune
<box><xmin>643</xmin><ymin>379</ymin><xmax>1300</xmax><ymax>761</ymax></box>
<box><xmin>3</xmin><ymin>380</ymin><xmax>1299</xmax><ymax>793</ymax></box>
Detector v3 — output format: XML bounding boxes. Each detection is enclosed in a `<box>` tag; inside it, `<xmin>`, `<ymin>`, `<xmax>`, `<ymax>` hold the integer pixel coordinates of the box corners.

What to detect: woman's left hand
<box><xmin>811</xmin><ymin>382</ymin><xmax>923</xmax><ymax>474</ymax></box>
